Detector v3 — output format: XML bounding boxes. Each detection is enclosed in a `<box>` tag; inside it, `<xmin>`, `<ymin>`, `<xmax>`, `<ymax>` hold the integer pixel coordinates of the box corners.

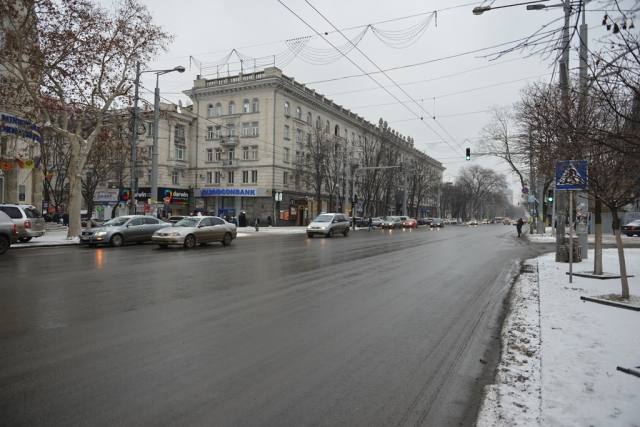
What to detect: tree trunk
<box><xmin>593</xmin><ymin>197</ymin><xmax>603</xmax><ymax>275</ymax></box>
<box><xmin>66</xmin><ymin>138</ymin><xmax>82</xmax><ymax>239</ymax></box>
<box><xmin>611</xmin><ymin>208</ymin><xmax>629</xmax><ymax>299</ymax></box>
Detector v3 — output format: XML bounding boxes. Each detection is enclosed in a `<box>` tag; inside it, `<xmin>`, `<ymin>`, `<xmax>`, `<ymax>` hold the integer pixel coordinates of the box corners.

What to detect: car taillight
<box><xmin>24</xmin><ymin>220</ymin><xmax>31</xmax><ymax>229</ymax></box>
<box><xmin>13</xmin><ymin>224</ymin><xmax>18</xmax><ymax>233</ymax></box>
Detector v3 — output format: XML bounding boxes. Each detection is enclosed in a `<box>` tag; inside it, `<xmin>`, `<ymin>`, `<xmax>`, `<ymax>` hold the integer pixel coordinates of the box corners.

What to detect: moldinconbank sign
<box><xmin>200</xmin><ymin>188</ymin><xmax>269</xmax><ymax>197</ymax></box>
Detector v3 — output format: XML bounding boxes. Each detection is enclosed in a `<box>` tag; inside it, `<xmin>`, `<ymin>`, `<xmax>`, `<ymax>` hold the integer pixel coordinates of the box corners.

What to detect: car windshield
<box><xmin>313</xmin><ymin>215</ymin><xmax>334</xmax><ymax>223</ymax></box>
<box><xmin>386</xmin><ymin>217</ymin><xmax>397</xmax><ymax>221</ymax></box>
<box><xmin>104</xmin><ymin>217</ymin><xmax>129</xmax><ymax>226</ymax></box>
<box><xmin>175</xmin><ymin>218</ymin><xmax>200</xmax><ymax>227</ymax></box>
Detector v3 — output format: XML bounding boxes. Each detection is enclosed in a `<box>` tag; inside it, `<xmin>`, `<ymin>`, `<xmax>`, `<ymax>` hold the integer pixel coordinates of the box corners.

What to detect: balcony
<box><xmin>220</xmin><ymin>135</ymin><xmax>239</xmax><ymax>145</ymax></box>
<box><xmin>220</xmin><ymin>159</ymin><xmax>238</xmax><ymax>168</ymax></box>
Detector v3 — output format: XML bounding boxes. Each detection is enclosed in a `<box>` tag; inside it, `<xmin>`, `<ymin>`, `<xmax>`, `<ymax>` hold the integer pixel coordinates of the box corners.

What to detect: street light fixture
<box><xmin>472</xmin><ymin>0</ymin><xmax>550</xmax><ymax>15</ymax></box>
<box><xmin>130</xmin><ymin>63</ymin><xmax>185</xmax><ymax>214</ymax></box>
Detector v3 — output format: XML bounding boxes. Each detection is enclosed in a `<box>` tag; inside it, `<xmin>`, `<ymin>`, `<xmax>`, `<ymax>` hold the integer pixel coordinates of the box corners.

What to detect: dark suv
<box><xmin>0</xmin><ymin>204</ymin><xmax>45</xmax><ymax>242</ymax></box>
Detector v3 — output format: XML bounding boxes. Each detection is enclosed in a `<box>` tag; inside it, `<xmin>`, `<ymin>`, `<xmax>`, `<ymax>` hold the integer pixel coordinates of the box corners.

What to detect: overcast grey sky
<box><xmin>124</xmin><ymin>0</ymin><xmax>620</xmax><ymax>202</ymax></box>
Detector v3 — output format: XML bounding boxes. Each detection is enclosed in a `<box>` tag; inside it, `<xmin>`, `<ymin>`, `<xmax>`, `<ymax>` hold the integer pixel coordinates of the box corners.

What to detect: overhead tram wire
<box><xmin>278</xmin><ymin>0</ymin><xmax>462</xmax><ymax>157</ymax></box>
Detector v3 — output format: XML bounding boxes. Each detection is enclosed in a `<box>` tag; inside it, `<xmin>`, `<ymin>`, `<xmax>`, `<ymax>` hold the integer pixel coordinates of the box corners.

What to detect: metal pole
<box><xmin>552</xmin><ymin>187</ymin><xmax>556</xmax><ymax>236</ymax></box>
<box><xmin>345</xmin><ymin>149</ymin><xmax>349</xmax><ymax>216</ymax></box>
<box><xmin>569</xmin><ymin>190</ymin><xmax>573</xmax><ymax>283</ymax></box>
<box><xmin>272</xmin><ymin>87</ymin><xmax>278</xmax><ymax>223</ymax></box>
<box><xmin>403</xmin><ymin>169</ymin><xmax>407</xmax><ymax>217</ymax></box>
<box><xmin>335</xmin><ymin>146</ymin><xmax>340</xmax><ymax>212</ymax></box>
<box><xmin>437</xmin><ymin>181</ymin><xmax>441</xmax><ymax>219</ymax></box>
<box><xmin>130</xmin><ymin>61</ymin><xmax>140</xmax><ymax>214</ymax></box>
<box><xmin>151</xmin><ymin>74</ymin><xmax>160</xmax><ymax>214</ymax></box>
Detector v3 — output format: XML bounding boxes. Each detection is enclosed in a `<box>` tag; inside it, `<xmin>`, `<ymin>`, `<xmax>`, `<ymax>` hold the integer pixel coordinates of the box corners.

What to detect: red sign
<box><xmin>164</xmin><ymin>197</ymin><xmax>171</xmax><ymax>204</ymax></box>
<box><xmin>144</xmin><ymin>204</ymin><xmax>151</xmax><ymax>214</ymax></box>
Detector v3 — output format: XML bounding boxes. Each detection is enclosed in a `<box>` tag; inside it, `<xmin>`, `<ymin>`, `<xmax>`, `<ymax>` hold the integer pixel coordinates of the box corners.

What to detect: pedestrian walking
<box><xmin>267</xmin><ymin>215</ymin><xmax>272</xmax><ymax>227</ymax></box>
<box><xmin>368</xmin><ymin>216</ymin><xmax>373</xmax><ymax>232</ymax></box>
<box><xmin>232</xmin><ymin>216</ymin><xmax>238</xmax><ymax>226</ymax></box>
<box><xmin>53</xmin><ymin>212</ymin><xmax>61</xmax><ymax>224</ymax></box>
<box><xmin>254</xmin><ymin>217</ymin><xmax>260</xmax><ymax>231</ymax></box>
<box><xmin>62</xmin><ymin>211</ymin><xmax>69</xmax><ymax>227</ymax></box>
<box><xmin>516</xmin><ymin>218</ymin><xmax>524</xmax><ymax>237</ymax></box>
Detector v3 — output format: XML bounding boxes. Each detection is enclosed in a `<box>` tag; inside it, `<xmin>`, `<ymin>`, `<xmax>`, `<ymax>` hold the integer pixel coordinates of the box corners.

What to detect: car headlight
<box><xmin>95</xmin><ymin>231</ymin><xmax>107</xmax><ymax>236</ymax></box>
<box><xmin>320</xmin><ymin>226</ymin><xmax>326</xmax><ymax>230</ymax></box>
<box><xmin>167</xmin><ymin>232</ymin><xmax>181</xmax><ymax>237</ymax></box>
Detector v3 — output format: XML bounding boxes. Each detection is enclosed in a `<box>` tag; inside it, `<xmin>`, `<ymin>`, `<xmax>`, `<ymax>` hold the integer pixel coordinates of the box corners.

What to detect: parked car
<box><xmin>621</xmin><ymin>220</ymin><xmax>640</xmax><ymax>237</ymax></box>
<box><xmin>0</xmin><ymin>204</ymin><xmax>45</xmax><ymax>242</ymax></box>
<box><xmin>381</xmin><ymin>216</ymin><xmax>402</xmax><ymax>229</ymax></box>
<box><xmin>430</xmin><ymin>218</ymin><xmax>444</xmax><ymax>228</ymax></box>
<box><xmin>402</xmin><ymin>218</ymin><xmax>418</xmax><ymax>228</ymax></box>
<box><xmin>306</xmin><ymin>213</ymin><xmax>350</xmax><ymax>237</ymax></box>
<box><xmin>449</xmin><ymin>218</ymin><xmax>458</xmax><ymax>225</ymax></box>
<box><xmin>80</xmin><ymin>215</ymin><xmax>171</xmax><ymax>247</ymax></box>
<box><xmin>167</xmin><ymin>216</ymin><xmax>187</xmax><ymax>224</ymax></box>
<box><xmin>442</xmin><ymin>219</ymin><xmax>451</xmax><ymax>225</ymax></box>
<box><xmin>469</xmin><ymin>219</ymin><xmax>478</xmax><ymax>226</ymax></box>
<box><xmin>0</xmin><ymin>210</ymin><xmax>19</xmax><ymax>254</ymax></box>
<box><xmin>371</xmin><ymin>217</ymin><xmax>383</xmax><ymax>227</ymax></box>
<box><xmin>152</xmin><ymin>216</ymin><xmax>237</xmax><ymax>248</ymax></box>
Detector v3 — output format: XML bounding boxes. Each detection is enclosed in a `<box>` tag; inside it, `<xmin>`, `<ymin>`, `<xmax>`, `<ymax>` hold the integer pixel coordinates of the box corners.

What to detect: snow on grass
<box><xmin>478</xmin><ymin>249</ymin><xmax>640</xmax><ymax>426</ymax></box>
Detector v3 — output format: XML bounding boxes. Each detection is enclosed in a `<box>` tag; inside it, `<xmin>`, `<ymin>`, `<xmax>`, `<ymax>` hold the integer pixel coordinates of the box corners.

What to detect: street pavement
<box><xmin>1</xmin><ymin>224</ymin><xmax>552</xmax><ymax>426</ymax></box>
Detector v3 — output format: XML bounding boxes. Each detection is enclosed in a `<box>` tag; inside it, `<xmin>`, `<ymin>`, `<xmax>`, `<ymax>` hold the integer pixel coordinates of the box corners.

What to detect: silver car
<box><xmin>307</xmin><ymin>213</ymin><xmax>350</xmax><ymax>237</ymax></box>
<box><xmin>381</xmin><ymin>216</ymin><xmax>402</xmax><ymax>229</ymax></box>
<box><xmin>152</xmin><ymin>216</ymin><xmax>237</xmax><ymax>248</ymax></box>
<box><xmin>0</xmin><ymin>204</ymin><xmax>45</xmax><ymax>242</ymax></box>
<box><xmin>0</xmin><ymin>210</ymin><xmax>19</xmax><ymax>254</ymax></box>
<box><xmin>80</xmin><ymin>215</ymin><xmax>171</xmax><ymax>247</ymax></box>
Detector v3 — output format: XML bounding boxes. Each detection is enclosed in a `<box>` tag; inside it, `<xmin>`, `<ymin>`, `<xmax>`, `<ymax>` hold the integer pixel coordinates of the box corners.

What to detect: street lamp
<box><xmin>472</xmin><ymin>0</ymin><xmax>550</xmax><ymax>15</ymax></box>
<box><xmin>130</xmin><ymin>63</ymin><xmax>184</xmax><ymax>214</ymax></box>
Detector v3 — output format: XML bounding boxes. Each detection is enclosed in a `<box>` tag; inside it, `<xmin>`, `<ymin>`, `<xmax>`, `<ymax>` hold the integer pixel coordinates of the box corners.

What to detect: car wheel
<box><xmin>18</xmin><ymin>237</ymin><xmax>32</xmax><ymax>243</ymax></box>
<box><xmin>110</xmin><ymin>234</ymin><xmax>124</xmax><ymax>247</ymax></box>
<box><xmin>343</xmin><ymin>227</ymin><xmax>349</xmax><ymax>237</ymax></box>
<box><xmin>327</xmin><ymin>228</ymin><xmax>334</xmax><ymax>238</ymax></box>
<box><xmin>183</xmin><ymin>234</ymin><xmax>196</xmax><ymax>249</ymax></box>
<box><xmin>222</xmin><ymin>232</ymin><xmax>232</xmax><ymax>246</ymax></box>
<box><xmin>307</xmin><ymin>233</ymin><xmax>314</xmax><ymax>238</ymax></box>
<box><xmin>0</xmin><ymin>236</ymin><xmax>8</xmax><ymax>255</ymax></box>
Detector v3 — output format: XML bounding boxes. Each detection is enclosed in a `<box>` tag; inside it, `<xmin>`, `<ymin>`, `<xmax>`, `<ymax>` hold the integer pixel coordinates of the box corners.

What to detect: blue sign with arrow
<box><xmin>556</xmin><ymin>160</ymin><xmax>587</xmax><ymax>190</ymax></box>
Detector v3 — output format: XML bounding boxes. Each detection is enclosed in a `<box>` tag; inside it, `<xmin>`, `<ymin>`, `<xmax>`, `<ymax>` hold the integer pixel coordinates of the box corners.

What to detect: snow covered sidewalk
<box><xmin>476</xmin><ymin>249</ymin><xmax>640</xmax><ymax>426</ymax></box>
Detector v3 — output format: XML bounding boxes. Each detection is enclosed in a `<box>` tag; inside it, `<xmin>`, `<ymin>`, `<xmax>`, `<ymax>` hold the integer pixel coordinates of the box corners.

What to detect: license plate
<box><xmin>81</xmin><ymin>236</ymin><xmax>90</xmax><ymax>241</ymax></box>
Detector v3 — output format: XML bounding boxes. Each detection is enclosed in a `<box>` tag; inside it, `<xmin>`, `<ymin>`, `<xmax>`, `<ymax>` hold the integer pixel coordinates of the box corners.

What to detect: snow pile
<box><xmin>476</xmin><ymin>259</ymin><xmax>542</xmax><ymax>426</ymax></box>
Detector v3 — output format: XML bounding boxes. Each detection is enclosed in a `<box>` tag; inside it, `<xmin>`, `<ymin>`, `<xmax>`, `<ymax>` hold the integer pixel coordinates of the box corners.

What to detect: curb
<box><xmin>580</xmin><ymin>296</ymin><xmax>640</xmax><ymax>311</ymax></box>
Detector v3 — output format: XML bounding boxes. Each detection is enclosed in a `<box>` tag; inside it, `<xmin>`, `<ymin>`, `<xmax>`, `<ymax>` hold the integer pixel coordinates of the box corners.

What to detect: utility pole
<box><xmin>345</xmin><ymin>149</ymin><xmax>350</xmax><ymax>215</ymax></box>
<box><xmin>402</xmin><ymin>168</ymin><xmax>407</xmax><ymax>217</ymax></box>
<box><xmin>437</xmin><ymin>181</ymin><xmax>441</xmax><ymax>219</ymax></box>
<box><xmin>335</xmin><ymin>145</ymin><xmax>340</xmax><ymax>212</ymax></box>
<box><xmin>129</xmin><ymin>61</ymin><xmax>140</xmax><ymax>215</ymax></box>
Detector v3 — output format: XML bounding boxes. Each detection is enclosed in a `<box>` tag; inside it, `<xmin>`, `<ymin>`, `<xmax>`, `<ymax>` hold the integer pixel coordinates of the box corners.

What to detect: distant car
<box><xmin>424</xmin><ymin>218</ymin><xmax>434</xmax><ymax>226</ymax></box>
<box><xmin>482</xmin><ymin>219</ymin><xmax>489</xmax><ymax>225</ymax></box>
<box><xmin>80</xmin><ymin>215</ymin><xmax>171</xmax><ymax>247</ymax></box>
<box><xmin>152</xmin><ymin>216</ymin><xmax>237</xmax><ymax>248</ymax></box>
<box><xmin>430</xmin><ymin>218</ymin><xmax>444</xmax><ymax>228</ymax></box>
<box><xmin>449</xmin><ymin>218</ymin><xmax>458</xmax><ymax>225</ymax></box>
<box><xmin>502</xmin><ymin>218</ymin><xmax>511</xmax><ymax>225</ymax></box>
<box><xmin>469</xmin><ymin>219</ymin><xmax>478</xmax><ymax>226</ymax></box>
<box><xmin>350</xmin><ymin>216</ymin><xmax>365</xmax><ymax>227</ymax></box>
<box><xmin>0</xmin><ymin>210</ymin><xmax>19</xmax><ymax>254</ymax></box>
<box><xmin>167</xmin><ymin>216</ymin><xmax>187</xmax><ymax>224</ymax></box>
<box><xmin>0</xmin><ymin>204</ymin><xmax>46</xmax><ymax>242</ymax></box>
<box><xmin>307</xmin><ymin>213</ymin><xmax>350</xmax><ymax>237</ymax></box>
<box><xmin>381</xmin><ymin>216</ymin><xmax>402</xmax><ymax>229</ymax></box>
<box><xmin>371</xmin><ymin>217</ymin><xmax>383</xmax><ymax>227</ymax></box>
<box><xmin>621</xmin><ymin>220</ymin><xmax>640</xmax><ymax>237</ymax></box>
<box><xmin>402</xmin><ymin>218</ymin><xmax>418</xmax><ymax>228</ymax></box>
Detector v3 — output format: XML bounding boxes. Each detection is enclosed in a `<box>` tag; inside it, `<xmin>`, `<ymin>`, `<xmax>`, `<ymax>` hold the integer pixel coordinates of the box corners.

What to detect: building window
<box><xmin>250</xmin><ymin>145</ymin><xmax>258</xmax><ymax>160</ymax></box>
<box><xmin>251</xmin><ymin>121</ymin><xmax>258</xmax><ymax>136</ymax></box>
<box><xmin>307</xmin><ymin>132</ymin><xmax>311</xmax><ymax>145</ymax></box>
<box><xmin>243</xmin><ymin>99</ymin><xmax>250</xmax><ymax>113</ymax></box>
<box><xmin>207</xmin><ymin>104</ymin><xmax>214</xmax><ymax>118</ymax></box>
<box><xmin>344</xmin><ymin>129</ymin><xmax>348</xmax><ymax>140</ymax></box>
<box><xmin>326</xmin><ymin>120</ymin><xmax>330</xmax><ymax>133</ymax></box>
<box><xmin>0</xmin><ymin>137</ymin><xmax>7</xmax><ymax>156</ymax></box>
<box><xmin>228</xmin><ymin>171</ymin><xmax>234</xmax><ymax>184</ymax></box>
<box><xmin>215</xmin><ymin>103</ymin><xmax>222</xmax><ymax>117</ymax></box>
<box><xmin>228</xmin><ymin>101</ymin><xmax>236</xmax><ymax>115</ymax></box>
<box><xmin>296</xmin><ymin>129</ymin><xmax>302</xmax><ymax>144</ymax></box>
<box><xmin>242</xmin><ymin>146</ymin><xmax>250</xmax><ymax>160</ymax></box>
<box><xmin>284</xmin><ymin>102</ymin><xmax>290</xmax><ymax>117</ymax></box>
<box><xmin>283</xmin><ymin>171</ymin><xmax>289</xmax><ymax>185</ymax></box>
<box><xmin>296</xmin><ymin>107</ymin><xmax>302</xmax><ymax>120</ymax></box>
<box><xmin>284</xmin><ymin>125</ymin><xmax>290</xmax><ymax>139</ymax></box>
<box><xmin>307</xmin><ymin>112</ymin><xmax>312</xmax><ymax>125</ymax></box>
<box><xmin>175</xmin><ymin>144</ymin><xmax>186</xmax><ymax>160</ymax></box>
<box><xmin>283</xmin><ymin>147</ymin><xmax>290</xmax><ymax>163</ymax></box>
<box><xmin>242</xmin><ymin>122</ymin><xmax>250</xmax><ymax>136</ymax></box>
<box><xmin>358</xmin><ymin>135</ymin><xmax>362</xmax><ymax>146</ymax></box>
<box><xmin>227</xmin><ymin>124</ymin><xmax>236</xmax><ymax>136</ymax></box>
<box><xmin>207</xmin><ymin>126</ymin><xmax>214</xmax><ymax>139</ymax></box>
<box><xmin>252</xmin><ymin>98</ymin><xmax>259</xmax><ymax>112</ymax></box>
<box><xmin>215</xmin><ymin>148</ymin><xmax>221</xmax><ymax>161</ymax></box>
<box><xmin>147</xmin><ymin>169</ymin><xmax>152</xmax><ymax>183</ymax></box>
<box><xmin>251</xmin><ymin>170</ymin><xmax>258</xmax><ymax>183</ymax></box>
<box><xmin>214</xmin><ymin>126</ymin><xmax>222</xmax><ymax>139</ymax></box>
<box><xmin>206</xmin><ymin>171</ymin><xmax>213</xmax><ymax>184</ymax></box>
<box><xmin>352</xmin><ymin>132</ymin><xmax>355</xmax><ymax>143</ymax></box>
<box><xmin>172</xmin><ymin>170</ymin><xmax>179</xmax><ymax>184</ymax></box>
<box><xmin>147</xmin><ymin>122</ymin><xmax>154</xmax><ymax>136</ymax></box>
<box><xmin>206</xmin><ymin>148</ymin><xmax>213</xmax><ymax>162</ymax></box>
<box><xmin>174</xmin><ymin>125</ymin><xmax>185</xmax><ymax>144</ymax></box>
<box><xmin>227</xmin><ymin>148</ymin><xmax>235</xmax><ymax>159</ymax></box>
<box><xmin>295</xmin><ymin>151</ymin><xmax>300</xmax><ymax>163</ymax></box>
<box><xmin>316</xmin><ymin>116</ymin><xmax>321</xmax><ymax>129</ymax></box>
<box><xmin>242</xmin><ymin>170</ymin><xmax>249</xmax><ymax>184</ymax></box>
<box><xmin>215</xmin><ymin>171</ymin><xmax>221</xmax><ymax>184</ymax></box>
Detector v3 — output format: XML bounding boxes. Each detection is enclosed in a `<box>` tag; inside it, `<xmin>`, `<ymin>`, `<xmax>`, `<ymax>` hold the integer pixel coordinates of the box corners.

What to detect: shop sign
<box><xmin>201</xmin><ymin>188</ymin><xmax>271</xmax><ymax>197</ymax></box>
<box><xmin>1</xmin><ymin>162</ymin><xmax>15</xmax><ymax>171</ymax></box>
<box><xmin>1</xmin><ymin>114</ymin><xmax>42</xmax><ymax>143</ymax></box>
<box><xmin>94</xmin><ymin>189</ymin><xmax>119</xmax><ymax>204</ymax></box>
<box><xmin>160</xmin><ymin>187</ymin><xmax>190</xmax><ymax>205</ymax></box>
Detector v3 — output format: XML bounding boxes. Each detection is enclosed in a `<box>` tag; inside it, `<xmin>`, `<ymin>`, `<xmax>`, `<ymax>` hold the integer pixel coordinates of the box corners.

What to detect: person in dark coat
<box><xmin>238</xmin><ymin>212</ymin><xmax>247</xmax><ymax>227</ymax></box>
<box><xmin>53</xmin><ymin>212</ymin><xmax>61</xmax><ymax>224</ymax></box>
<box><xmin>516</xmin><ymin>218</ymin><xmax>524</xmax><ymax>237</ymax></box>
<box><xmin>44</xmin><ymin>212</ymin><xmax>52</xmax><ymax>222</ymax></box>
<box><xmin>62</xmin><ymin>211</ymin><xmax>69</xmax><ymax>226</ymax></box>
<box><xmin>267</xmin><ymin>215</ymin><xmax>272</xmax><ymax>227</ymax></box>
<box><xmin>254</xmin><ymin>217</ymin><xmax>260</xmax><ymax>231</ymax></box>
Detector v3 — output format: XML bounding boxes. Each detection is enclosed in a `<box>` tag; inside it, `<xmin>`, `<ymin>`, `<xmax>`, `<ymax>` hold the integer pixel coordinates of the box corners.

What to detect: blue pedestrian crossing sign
<box><xmin>556</xmin><ymin>160</ymin><xmax>587</xmax><ymax>190</ymax></box>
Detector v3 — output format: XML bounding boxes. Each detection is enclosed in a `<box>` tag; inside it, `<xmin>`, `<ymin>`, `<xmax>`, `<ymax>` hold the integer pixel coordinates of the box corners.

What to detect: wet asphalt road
<box><xmin>0</xmin><ymin>224</ymin><xmax>551</xmax><ymax>427</ymax></box>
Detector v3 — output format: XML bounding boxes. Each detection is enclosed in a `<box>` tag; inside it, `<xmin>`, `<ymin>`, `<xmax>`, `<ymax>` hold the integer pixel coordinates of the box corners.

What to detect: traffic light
<box><xmin>465</xmin><ymin>148</ymin><xmax>471</xmax><ymax>161</ymax></box>
<box><xmin>547</xmin><ymin>190</ymin><xmax>554</xmax><ymax>203</ymax></box>
<box><xmin>399</xmin><ymin>162</ymin><xmax>403</xmax><ymax>172</ymax></box>
<box><xmin>353</xmin><ymin>194</ymin><xmax>358</xmax><ymax>204</ymax></box>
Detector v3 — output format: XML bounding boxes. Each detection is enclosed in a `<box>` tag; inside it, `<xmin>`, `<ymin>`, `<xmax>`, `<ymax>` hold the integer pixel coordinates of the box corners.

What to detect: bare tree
<box><xmin>0</xmin><ymin>0</ymin><xmax>172</xmax><ymax>238</ymax></box>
